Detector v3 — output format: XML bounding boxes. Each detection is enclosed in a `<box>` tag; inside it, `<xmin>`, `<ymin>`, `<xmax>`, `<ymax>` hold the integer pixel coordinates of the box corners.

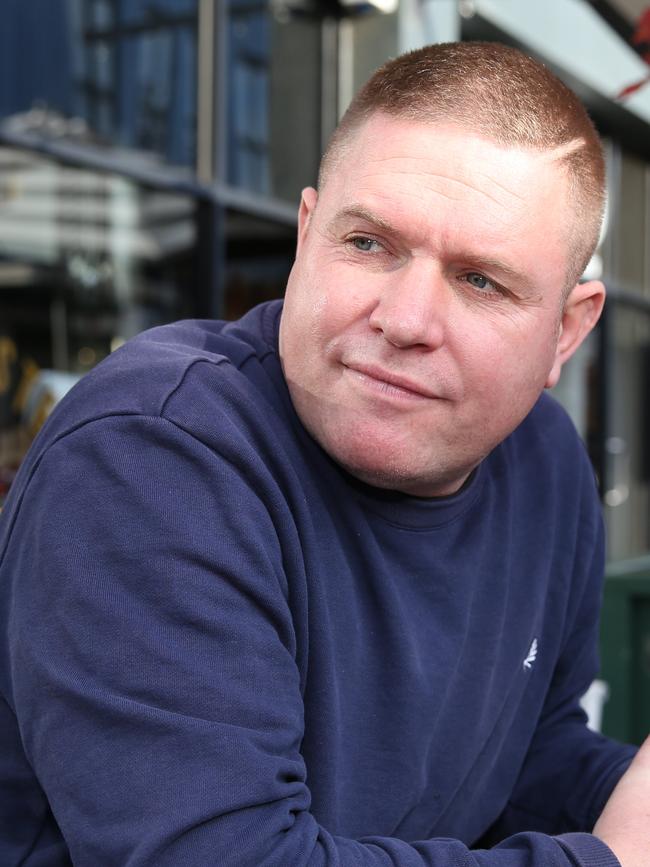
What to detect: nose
<box><xmin>368</xmin><ymin>259</ymin><xmax>447</xmax><ymax>349</ymax></box>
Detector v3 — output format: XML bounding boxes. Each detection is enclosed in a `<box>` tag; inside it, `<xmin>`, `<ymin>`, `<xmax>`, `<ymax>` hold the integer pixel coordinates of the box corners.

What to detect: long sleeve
<box><xmin>475</xmin><ymin>469</ymin><xmax>635</xmax><ymax>851</ymax></box>
<box><xmin>1</xmin><ymin>413</ymin><xmax>623</xmax><ymax>867</ymax></box>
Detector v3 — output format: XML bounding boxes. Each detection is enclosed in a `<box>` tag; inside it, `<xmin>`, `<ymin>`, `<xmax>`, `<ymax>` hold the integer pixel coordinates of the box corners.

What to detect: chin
<box><xmin>327</xmin><ymin>443</ymin><xmax>458</xmax><ymax>497</ymax></box>
<box><xmin>340</xmin><ymin>460</ymin><xmax>416</xmax><ymax>492</ymax></box>
<box><xmin>305</xmin><ymin>414</ymin><xmax>471</xmax><ymax>496</ymax></box>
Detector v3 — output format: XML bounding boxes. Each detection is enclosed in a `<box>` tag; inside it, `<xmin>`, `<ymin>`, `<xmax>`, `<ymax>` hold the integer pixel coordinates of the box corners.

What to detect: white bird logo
<box><xmin>523</xmin><ymin>638</ymin><xmax>538</xmax><ymax>670</ymax></box>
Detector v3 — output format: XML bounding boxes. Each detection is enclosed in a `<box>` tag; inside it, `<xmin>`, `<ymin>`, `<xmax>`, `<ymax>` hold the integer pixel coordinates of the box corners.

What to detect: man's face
<box><xmin>279</xmin><ymin>115</ymin><xmax>603</xmax><ymax>497</ymax></box>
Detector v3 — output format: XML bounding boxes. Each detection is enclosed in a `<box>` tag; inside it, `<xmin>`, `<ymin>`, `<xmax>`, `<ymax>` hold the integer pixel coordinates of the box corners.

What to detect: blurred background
<box><xmin>0</xmin><ymin>0</ymin><xmax>649</xmax><ymax>740</ymax></box>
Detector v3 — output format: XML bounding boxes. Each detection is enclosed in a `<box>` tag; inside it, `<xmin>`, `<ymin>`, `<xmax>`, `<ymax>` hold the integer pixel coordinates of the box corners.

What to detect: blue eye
<box><xmin>466</xmin><ymin>273</ymin><xmax>490</xmax><ymax>290</ymax></box>
<box><xmin>352</xmin><ymin>237</ymin><xmax>380</xmax><ymax>253</ymax></box>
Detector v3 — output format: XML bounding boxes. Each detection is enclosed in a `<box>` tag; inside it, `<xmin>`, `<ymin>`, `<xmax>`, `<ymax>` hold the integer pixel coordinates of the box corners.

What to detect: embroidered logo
<box><xmin>523</xmin><ymin>638</ymin><xmax>538</xmax><ymax>671</ymax></box>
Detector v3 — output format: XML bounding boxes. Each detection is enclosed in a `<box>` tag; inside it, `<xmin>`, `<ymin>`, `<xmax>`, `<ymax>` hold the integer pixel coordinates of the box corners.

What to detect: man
<box><xmin>0</xmin><ymin>41</ymin><xmax>647</xmax><ymax>866</ymax></box>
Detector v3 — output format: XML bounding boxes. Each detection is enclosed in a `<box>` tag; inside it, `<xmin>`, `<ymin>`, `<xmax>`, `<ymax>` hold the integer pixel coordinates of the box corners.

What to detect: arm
<box><xmin>593</xmin><ymin>735</ymin><xmax>650</xmax><ymax>867</ymax></box>
<box><xmin>476</xmin><ymin>482</ymin><xmax>635</xmax><ymax>851</ymax></box>
<box><xmin>3</xmin><ymin>415</ymin><xmax>622</xmax><ymax>866</ymax></box>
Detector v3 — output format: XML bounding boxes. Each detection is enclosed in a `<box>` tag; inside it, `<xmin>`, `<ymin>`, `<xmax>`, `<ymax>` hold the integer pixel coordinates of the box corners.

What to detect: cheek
<box><xmin>282</xmin><ymin>273</ymin><xmax>342</xmax><ymax>385</ymax></box>
<box><xmin>299</xmin><ymin>270</ymin><xmax>374</xmax><ymax>347</ymax></box>
<box><xmin>454</xmin><ymin>319</ymin><xmax>555</xmax><ymax>404</ymax></box>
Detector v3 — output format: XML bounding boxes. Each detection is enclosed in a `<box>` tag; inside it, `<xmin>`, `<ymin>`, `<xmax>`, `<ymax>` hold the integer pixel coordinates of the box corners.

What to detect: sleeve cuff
<box><xmin>556</xmin><ymin>833</ymin><xmax>621</xmax><ymax>867</ymax></box>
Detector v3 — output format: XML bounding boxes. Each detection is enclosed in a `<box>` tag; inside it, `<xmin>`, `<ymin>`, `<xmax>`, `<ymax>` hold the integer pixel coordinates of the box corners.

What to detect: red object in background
<box><xmin>631</xmin><ymin>7</ymin><xmax>650</xmax><ymax>50</ymax></box>
<box><xmin>617</xmin><ymin>6</ymin><xmax>650</xmax><ymax>99</ymax></box>
<box><xmin>617</xmin><ymin>75</ymin><xmax>650</xmax><ymax>98</ymax></box>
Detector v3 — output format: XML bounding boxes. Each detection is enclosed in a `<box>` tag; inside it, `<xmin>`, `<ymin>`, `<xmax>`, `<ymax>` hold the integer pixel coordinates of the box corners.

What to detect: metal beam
<box><xmin>197</xmin><ymin>0</ymin><xmax>216</xmax><ymax>184</ymax></box>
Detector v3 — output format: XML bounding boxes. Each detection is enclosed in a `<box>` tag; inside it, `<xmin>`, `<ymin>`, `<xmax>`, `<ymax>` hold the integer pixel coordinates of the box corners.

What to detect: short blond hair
<box><xmin>319</xmin><ymin>42</ymin><xmax>605</xmax><ymax>291</ymax></box>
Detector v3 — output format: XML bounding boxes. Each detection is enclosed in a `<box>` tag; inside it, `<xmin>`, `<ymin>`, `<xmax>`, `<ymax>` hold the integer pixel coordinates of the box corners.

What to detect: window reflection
<box><xmin>605</xmin><ymin>306</ymin><xmax>650</xmax><ymax>560</ymax></box>
<box><xmin>227</xmin><ymin>0</ymin><xmax>321</xmax><ymax>202</ymax></box>
<box><xmin>82</xmin><ymin>0</ymin><xmax>198</xmax><ymax>166</ymax></box>
<box><xmin>224</xmin><ymin>208</ymin><xmax>294</xmax><ymax>320</ymax></box>
<box><xmin>603</xmin><ymin>148</ymin><xmax>650</xmax><ymax>300</ymax></box>
<box><xmin>0</xmin><ymin>0</ymin><xmax>198</xmax><ymax>170</ymax></box>
<box><xmin>0</xmin><ymin>146</ymin><xmax>199</xmax><ymax>497</ymax></box>
<box><xmin>119</xmin><ymin>0</ymin><xmax>198</xmax><ymax>25</ymax></box>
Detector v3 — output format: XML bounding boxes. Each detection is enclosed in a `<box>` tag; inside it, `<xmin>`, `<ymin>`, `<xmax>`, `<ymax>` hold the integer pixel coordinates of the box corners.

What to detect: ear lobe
<box><xmin>296</xmin><ymin>187</ymin><xmax>318</xmax><ymax>255</ymax></box>
<box><xmin>545</xmin><ymin>280</ymin><xmax>606</xmax><ymax>389</ymax></box>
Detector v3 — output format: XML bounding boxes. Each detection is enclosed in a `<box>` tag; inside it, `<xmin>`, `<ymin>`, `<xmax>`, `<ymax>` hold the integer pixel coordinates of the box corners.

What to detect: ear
<box><xmin>296</xmin><ymin>187</ymin><xmax>318</xmax><ymax>256</ymax></box>
<box><xmin>545</xmin><ymin>280</ymin><xmax>606</xmax><ymax>389</ymax></box>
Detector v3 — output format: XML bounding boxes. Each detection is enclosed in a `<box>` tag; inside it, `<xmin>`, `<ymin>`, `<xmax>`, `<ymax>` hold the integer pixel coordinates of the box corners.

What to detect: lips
<box><xmin>343</xmin><ymin>362</ymin><xmax>440</xmax><ymax>400</ymax></box>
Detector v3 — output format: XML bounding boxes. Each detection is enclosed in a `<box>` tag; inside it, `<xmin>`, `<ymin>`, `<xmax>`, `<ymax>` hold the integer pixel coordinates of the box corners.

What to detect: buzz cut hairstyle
<box><xmin>319</xmin><ymin>41</ymin><xmax>606</xmax><ymax>293</ymax></box>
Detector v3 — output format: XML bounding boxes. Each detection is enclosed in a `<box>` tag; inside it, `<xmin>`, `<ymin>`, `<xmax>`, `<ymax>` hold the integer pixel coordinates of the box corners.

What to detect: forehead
<box><xmin>332</xmin><ymin>113</ymin><xmax>574</xmax><ymax>183</ymax></box>
<box><xmin>330</xmin><ymin>115</ymin><xmax>568</xmax><ymax>214</ymax></box>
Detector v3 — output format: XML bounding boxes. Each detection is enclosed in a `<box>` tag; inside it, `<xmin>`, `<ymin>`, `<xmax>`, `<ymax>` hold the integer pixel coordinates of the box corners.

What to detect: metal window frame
<box><xmin>0</xmin><ymin>0</ymin><xmax>345</xmax><ymax>321</ymax></box>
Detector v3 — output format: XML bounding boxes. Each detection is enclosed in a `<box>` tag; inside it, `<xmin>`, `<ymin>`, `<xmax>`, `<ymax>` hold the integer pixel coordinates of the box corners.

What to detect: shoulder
<box><xmin>504</xmin><ymin>392</ymin><xmax>594</xmax><ymax>476</ymax></box>
<box><xmin>515</xmin><ymin>391</ymin><xmax>584</xmax><ymax>448</ymax></box>
<box><xmin>3</xmin><ymin>302</ymin><xmax>291</xmax><ymax>511</ymax></box>
<box><xmin>29</xmin><ymin>301</ymin><xmax>284</xmax><ymax>444</ymax></box>
<box><xmin>490</xmin><ymin>392</ymin><xmax>601</xmax><ymax>534</ymax></box>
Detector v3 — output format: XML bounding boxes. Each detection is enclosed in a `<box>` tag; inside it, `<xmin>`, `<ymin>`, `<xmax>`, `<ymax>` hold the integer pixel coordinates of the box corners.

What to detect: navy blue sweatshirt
<box><xmin>0</xmin><ymin>301</ymin><xmax>634</xmax><ymax>865</ymax></box>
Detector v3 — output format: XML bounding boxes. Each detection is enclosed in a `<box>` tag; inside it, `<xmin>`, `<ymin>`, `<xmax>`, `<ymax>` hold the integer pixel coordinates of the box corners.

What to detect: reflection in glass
<box><xmin>605</xmin><ymin>305</ymin><xmax>650</xmax><ymax>560</ymax></box>
<box><xmin>603</xmin><ymin>148</ymin><xmax>649</xmax><ymax>299</ymax></box>
<box><xmin>0</xmin><ymin>146</ymin><xmax>199</xmax><ymax>490</ymax></box>
<box><xmin>224</xmin><ymin>208</ymin><xmax>295</xmax><ymax>320</ymax></box>
<box><xmin>228</xmin><ymin>0</ymin><xmax>321</xmax><ymax>202</ymax></box>
<box><xmin>120</xmin><ymin>0</ymin><xmax>198</xmax><ymax>25</ymax></box>
<box><xmin>83</xmin><ymin>0</ymin><xmax>199</xmax><ymax>167</ymax></box>
<box><xmin>0</xmin><ymin>0</ymin><xmax>199</xmax><ymax>170</ymax></box>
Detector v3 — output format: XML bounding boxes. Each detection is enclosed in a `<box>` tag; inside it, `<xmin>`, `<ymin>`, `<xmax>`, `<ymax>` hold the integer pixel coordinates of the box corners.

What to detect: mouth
<box><xmin>343</xmin><ymin>362</ymin><xmax>439</xmax><ymax>401</ymax></box>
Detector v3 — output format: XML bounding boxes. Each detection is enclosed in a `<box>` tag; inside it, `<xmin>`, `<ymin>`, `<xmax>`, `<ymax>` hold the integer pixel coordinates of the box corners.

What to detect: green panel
<box><xmin>600</xmin><ymin>584</ymin><xmax>634</xmax><ymax>742</ymax></box>
<box><xmin>631</xmin><ymin>598</ymin><xmax>650</xmax><ymax>744</ymax></box>
<box><xmin>600</xmin><ymin>558</ymin><xmax>650</xmax><ymax>745</ymax></box>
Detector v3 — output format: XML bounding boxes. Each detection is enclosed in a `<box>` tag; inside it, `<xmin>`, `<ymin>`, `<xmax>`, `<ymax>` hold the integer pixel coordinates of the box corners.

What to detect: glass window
<box><xmin>0</xmin><ymin>2</ymin><xmax>78</xmax><ymax>122</ymax></box>
<box><xmin>94</xmin><ymin>40</ymin><xmax>114</xmax><ymax>89</ymax></box>
<box><xmin>223</xmin><ymin>208</ymin><xmax>295</xmax><ymax>320</ymax></box>
<box><xmin>0</xmin><ymin>146</ymin><xmax>200</xmax><ymax>495</ymax></box>
<box><xmin>90</xmin><ymin>0</ymin><xmax>115</xmax><ymax>31</ymax></box>
<box><xmin>552</xmin><ymin>327</ymin><xmax>602</xmax><ymax>470</ymax></box>
<box><xmin>604</xmin><ymin>149</ymin><xmax>649</xmax><ymax>298</ymax></box>
<box><xmin>603</xmin><ymin>303</ymin><xmax>650</xmax><ymax>560</ymax></box>
<box><xmin>0</xmin><ymin>0</ymin><xmax>199</xmax><ymax>171</ymax></box>
<box><xmin>227</xmin><ymin>0</ymin><xmax>322</xmax><ymax>203</ymax></box>
<box><xmin>119</xmin><ymin>0</ymin><xmax>197</xmax><ymax>25</ymax></box>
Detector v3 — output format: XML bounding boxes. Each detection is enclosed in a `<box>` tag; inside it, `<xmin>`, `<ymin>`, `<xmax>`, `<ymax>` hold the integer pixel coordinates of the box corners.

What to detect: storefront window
<box><xmin>603</xmin><ymin>149</ymin><xmax>650</xmax><ymax>300</ymax></box>
<box><xmin>552</xmin><ymin>327</ymin><xmax>603</xmax><ymax>481</ymax></box>
<box><xmin>224</xmin><ymin>208</ymin><xmax>295</xmax><ymax>320</ymax></box>
<box><xmin>604</xmin><ymin>304</ymin><xmax>650</xmax><ymax>560</ymax></box>
<box><xmin>0</xmin><ymin>0</ymin><xmax>199</xmax><ymax>171</ymax></box>
<box><xmin>227</xmin><ymin>0</ymin><xmax>322</xmax><ymax>202</ymax></box>
<box><xmin>119</xmin><ymin>0</ymin><xmax>198</xmax><ymax>25</ymax></box>
<box><xmin>0</xmin><ymin>146</ymin><xmax>200</xmax><ymax>499</ymax></box>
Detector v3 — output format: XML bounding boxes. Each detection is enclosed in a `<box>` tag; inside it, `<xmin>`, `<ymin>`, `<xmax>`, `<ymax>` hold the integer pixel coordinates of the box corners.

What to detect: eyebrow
<box><xmin>454</xmin><ymin>254</ymin><xmax>540</xmax><ymax>299</ymax></box>
<box><xmin>328</xmin><ymin>204</ymin><xmax>400</xmax><ymax>236</ymax></box>
<box><xmin>461</xmin><ymin>256</ymin><xmax>528</xmax><ymax>284</ymax></box>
